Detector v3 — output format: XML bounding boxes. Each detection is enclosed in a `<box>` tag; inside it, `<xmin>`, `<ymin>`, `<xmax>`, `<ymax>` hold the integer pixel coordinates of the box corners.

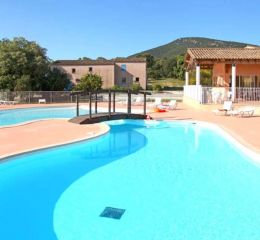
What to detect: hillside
<box><xmin>131</xmin><ymin>37</ymin><xmax>255</xmax><ymax>59</ymax></box>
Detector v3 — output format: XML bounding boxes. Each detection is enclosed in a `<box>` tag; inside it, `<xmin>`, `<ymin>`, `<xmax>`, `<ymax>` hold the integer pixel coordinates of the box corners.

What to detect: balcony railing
<box><xmin>201</xmin><ymin>87</ymin><xmax>260</xmax><ymax>104</ymax></box>
<box><xmin>184</xmin><ymin>86</ymin><xmax>260</xmax><ymax>104</ymax></box>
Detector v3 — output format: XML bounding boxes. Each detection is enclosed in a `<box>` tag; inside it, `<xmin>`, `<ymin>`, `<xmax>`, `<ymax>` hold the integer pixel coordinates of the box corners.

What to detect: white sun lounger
<box><xmin>0</xmin><ymin>100</ymin><xmax>16</xmax><ymax>105</ymax></box>
<box><xmin>38</xmin><ymin>99</ymin><xmax>46</xmax><ymax>104</ymax></box>
<box><xmin>132</xmin><ymin>96</ymin><xmax>143</xmax><ymax>105</ymax></box>
<box><xmin>212</xmin><ymin>101</ymin><xmax>233</xmax><ymax>115</ymax></box>
<box><xmin>158</xmin><ymin>100</ymin><xmax>177</xmax><ymax>110</ymax></box>
<box><xmin>229</xmin><ymin>106</ymin><xmax>255</xmax><ymax>117</ymax></box>
<box><xmin>148</xmin><ymin>97</ymin><xmax>162</xmax><ymax>108</ymax></box>
<box><xmin>153</xmin><ymin>97</ymin><xmax>162</xmax><ymax>107</ymax></box>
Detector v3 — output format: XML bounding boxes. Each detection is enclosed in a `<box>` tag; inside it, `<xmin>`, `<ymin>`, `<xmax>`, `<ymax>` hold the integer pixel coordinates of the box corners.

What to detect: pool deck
<box><xmin>0</xmin><ymin>119</ymin><xmax>109</xmax><ymax>159</ymax></box>
<box><xmin>0</xmin><ymin>102</ymin><xmax>260</xmax><ymax>159</ymax></box>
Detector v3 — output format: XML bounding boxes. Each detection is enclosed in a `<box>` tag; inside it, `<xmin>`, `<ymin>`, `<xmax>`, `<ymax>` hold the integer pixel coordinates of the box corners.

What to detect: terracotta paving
<box><xmin>0</xmin><ymin>102</ymin><xmax>259</xmax><ymax>159</ymax></box>
<box><xmin>0</xmin><ymin>103</ymin><xmax>75</xmax><ymax>110</ymax></box>
<box><xmin>0</xmin><ymin>120</ymin><xmax>109</xmax><ymax>159</ymax></box>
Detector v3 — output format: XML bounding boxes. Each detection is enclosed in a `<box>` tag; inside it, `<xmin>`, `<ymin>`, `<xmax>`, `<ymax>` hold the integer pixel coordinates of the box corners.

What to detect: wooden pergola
<box><xmin>184</xmin><ymin>48</ymin><xmax>260</xmax><ymax>101</ymax></box>
<box><xmin>185</xmin><ymin>48</ymin><xmax>260</xmax><ymax>70</ymax></box>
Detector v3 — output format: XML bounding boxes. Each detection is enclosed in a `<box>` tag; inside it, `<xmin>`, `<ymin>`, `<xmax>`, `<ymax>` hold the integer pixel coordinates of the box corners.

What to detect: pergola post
<box><xmin>196</xmin><ymin>64</ymin><xmax>201</xmax><ymax>86</ymax></box>
<box><xmin>231</xmin><ymin>64</ymin><xmax>236</xmax><ymax>102</ymax></box>
<box><xmin>185</xmin><ymin>71</ymin><xmax>189</xmax><ymax>85</ymax></box>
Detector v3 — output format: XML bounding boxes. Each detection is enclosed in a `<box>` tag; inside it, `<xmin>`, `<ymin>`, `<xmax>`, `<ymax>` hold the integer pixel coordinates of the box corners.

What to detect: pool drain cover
<box><xmin>100</xmin><ymin>207</ymin><xmax>125</xmax><ymax>220</ymax></box>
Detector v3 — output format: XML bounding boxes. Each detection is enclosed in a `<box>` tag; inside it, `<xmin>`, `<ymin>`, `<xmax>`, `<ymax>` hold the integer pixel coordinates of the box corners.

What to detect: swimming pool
<box><xmin>0</xmin><ymin>106</ymin><xmax>88</xmax><ymax>127</ymax></box>
<box><xmin>0</xmin><ymin>120</ymin><xmax>260</xmax><ymax>240</ymax></box>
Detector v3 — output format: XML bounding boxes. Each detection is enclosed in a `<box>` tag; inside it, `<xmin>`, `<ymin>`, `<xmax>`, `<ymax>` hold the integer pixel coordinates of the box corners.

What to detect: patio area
<box><xmin>0</xmin><ymin>120</ymin><xmax>109</xmax><ymax>158</ymax></box>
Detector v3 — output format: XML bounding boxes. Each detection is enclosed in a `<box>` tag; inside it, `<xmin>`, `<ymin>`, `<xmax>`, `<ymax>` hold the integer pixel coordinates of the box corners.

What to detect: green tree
<box><xmin>0</xmin><ymin>37</ymin><xmax>49</xmax><ymax>91</ymax></box>
<box><xmin>74</xmin><ymin>73</ymin><xmax>103</xmax><ymax>91</ymax></box>
<box><xmin>173</xmin><ymin>55</ymin><xmax>185</xmax><ymax>80</ymax></box>
<box><xmin>78</xmin><ymin>57</ymin><xmax>92</xmax><ymax>61</ymax></box>
<box><xmin>162</xmin><ymin>57</ymin><xmax>177</xmax><ymax>78</ymax></box>
<box><xmin>136</xmin><ymin>53</ymin><xmax>155</xmax><ymax>68</ymax></box>
<box><xmin>96</xmin><ymin>57</ymin><xmax>107</xmax><ymax>61</ymax></box>
<box><xmin>150</xmin><ymin>60</ymin><xmax>164</xmax><ymax>79</ymax></box>
<box><xmin>44</xmin><ymin>68</ymin><xmax>71</xmax><ymax>91</ymax></box>
<box><xmin>0</xmin><ymin>37</ymin><xmax>71</xmax><ymax>91</ymax></box>
<box><xmin>189</xmin><ymin>69</ymin><xmax>212</xmax><ymax>86</ymax></box>
<box><xmin>14</xmin><ymin>75</ymin><xmax>31</xmax><ymax>91</ymax></box>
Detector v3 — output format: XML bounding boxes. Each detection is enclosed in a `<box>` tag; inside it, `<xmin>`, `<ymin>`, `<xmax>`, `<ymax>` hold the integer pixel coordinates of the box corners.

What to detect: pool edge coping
<box><xmin>0</xmin><ymin>118</ymin><xmax>71</xmax><ymax>129</ymax></box>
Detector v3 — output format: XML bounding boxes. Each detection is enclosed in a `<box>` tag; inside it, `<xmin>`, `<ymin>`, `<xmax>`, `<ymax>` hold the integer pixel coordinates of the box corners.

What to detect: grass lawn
<box><xmin>148</xmin><ymin>78</ymin><xmax>184</xmax><ymax>90</ymax></box>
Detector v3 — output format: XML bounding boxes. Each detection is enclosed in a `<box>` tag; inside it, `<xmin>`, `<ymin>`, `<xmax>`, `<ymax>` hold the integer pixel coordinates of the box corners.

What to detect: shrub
<box><xmin>110</xmin><ymin>85</ymin><xmax>127</xmax><ymax>91</ymax></box>
<box><xmin>153</xmin><ymin>84</ymin><xmax>163</xmax><ymax>92</ymax></box>
<box><xmin>131</xmin><ymin>83</ymin><xmax>143</xmax><ymax>92</ymax></box>
<box><xmin>74</xmin><ymin>73</ymin><xmax>102</xmax><ymax>91</ymax></box>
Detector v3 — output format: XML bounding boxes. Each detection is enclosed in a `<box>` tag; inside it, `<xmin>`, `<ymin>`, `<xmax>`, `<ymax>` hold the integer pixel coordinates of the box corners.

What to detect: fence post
<box><xmin>95</xmin><ymin>92</ymin><xmax>98</xmax><ymax>114</ymax></box>
<box><xmin>127</xmin><ymin>89</ymin><xmax>131</xmax><ymax>116</ymax></box>
<box><xmin>70</xmin><ymin>91</ymin><xmax>73</xmax><ymax>103</ymax></box>
<box><xmin>76</xmin><ymin>94</ymin><xmax>79</xmax><ymax>117</ymax></box>
<box><xmin>143</xmin><ymin>92</ymin><xmax>147</xmax><ymax>116</ymax></box>
<box><xmin>108</xmin><ymin>90</ymin><xmax>111</xmax><ymax>118</ymax></box>
<box><xmin>113</xmin><ymin>91</ymin><xmax>116</xmax><ymax>113</ymax></box>
<box><xmin>89</xmin><ymin>92</ymin><xmax>92</xmax><ymax>119</ymax></box>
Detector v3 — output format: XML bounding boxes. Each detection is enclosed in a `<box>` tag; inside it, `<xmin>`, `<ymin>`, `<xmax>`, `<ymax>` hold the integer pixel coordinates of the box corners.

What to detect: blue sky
<box><xmin>0</xmin><ymin>0</ymin><xmax>259</xmax><ymax>60</ymax></box>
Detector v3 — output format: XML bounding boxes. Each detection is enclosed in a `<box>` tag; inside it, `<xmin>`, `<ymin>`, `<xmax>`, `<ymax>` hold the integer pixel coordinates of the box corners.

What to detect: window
<box><xmin>122</xmin><ymin>77</ymin><xmax>126</xmax><ymax>83</ymax></box>
<box><xmin>72</xmin><ymin>68</ymin><xmax>76</xmax><ymax>74</ymax></box>
<box><xmin>236</xmin><ymin>76</ymin><xmax>256</xmax><ymax>87</ymax></box>
<box><xmin>121</xmin><ymin>64</ymin><xmax>126</xmax><ymax>72</ymax></box>
<box><xmin>89</xmin><ymin>67</ymin><xmax>93</xmax><ymax>72</ymax></box>
<box><xmin>256</xmin><ymin>76</ymin><xmax>260</xmax><ymax>87</ymax></box>
<box><xmin>135</xmin><ymin>77</ymin><xmax>140</xmax><ymax>82</ymax></box>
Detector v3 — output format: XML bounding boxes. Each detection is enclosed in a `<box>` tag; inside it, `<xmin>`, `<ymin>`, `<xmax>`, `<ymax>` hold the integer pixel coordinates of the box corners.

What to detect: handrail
<box><xmin>74</xmin><ymin>89</ymin><xmax>150</xmax><ymax>118</ymax></box>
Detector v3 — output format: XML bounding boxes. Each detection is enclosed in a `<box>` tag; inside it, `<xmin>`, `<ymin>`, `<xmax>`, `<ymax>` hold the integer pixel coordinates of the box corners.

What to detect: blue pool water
<box><xmin>0</xmin><ymin>120</ymin><xmax>260</xmax><ymax>240</ymax></box>
<box><xmin>0</xmin><ymin>107</ymin><xmax>88</xmax><ymax>126</ymax></box>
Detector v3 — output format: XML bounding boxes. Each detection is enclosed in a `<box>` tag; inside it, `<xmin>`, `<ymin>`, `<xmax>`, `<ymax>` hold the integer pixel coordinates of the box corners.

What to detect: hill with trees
<box><xmin>131</xmin><ymin>37</ymin><xmax>255</xmax><ymax>59</ymax></box>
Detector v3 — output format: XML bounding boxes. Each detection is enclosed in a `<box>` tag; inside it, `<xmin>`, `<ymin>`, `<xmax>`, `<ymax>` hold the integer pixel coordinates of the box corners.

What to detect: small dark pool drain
<box><xmin>100</xmin><ymin>207</ymin><xmax>126</xmax><ymax>220</ymax></box>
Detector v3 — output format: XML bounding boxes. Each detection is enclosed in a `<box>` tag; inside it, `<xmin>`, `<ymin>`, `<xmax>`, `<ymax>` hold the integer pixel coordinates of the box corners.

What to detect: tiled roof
<box><xmin>187</xmin><ymin>48</ymin><xmax>260</xmax><ymax>60</ymax></box>
<box><xmin>53</xmin><ymin>58</ymin><xmax>146</xmax><ymax>66</ymax></box>
<box><xmin>53</xmin><ymin>60</ymin><xmax>114</xmax><ymax>66</ymax></box>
